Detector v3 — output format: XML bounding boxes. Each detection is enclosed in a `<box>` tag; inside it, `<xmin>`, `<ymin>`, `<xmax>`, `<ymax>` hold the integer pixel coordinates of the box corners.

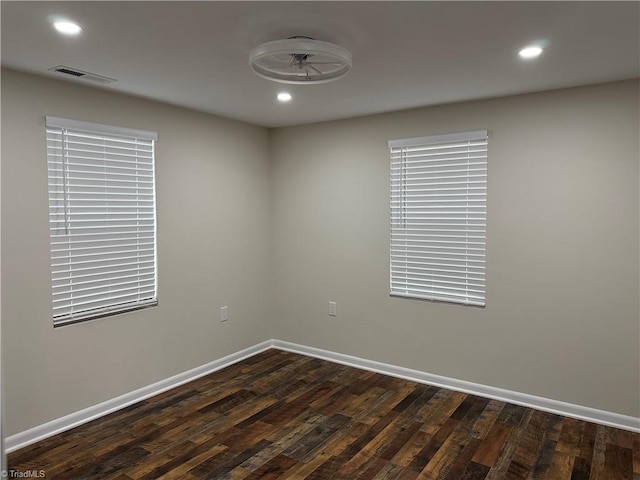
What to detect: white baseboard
<box><xmin>6</xmin><ymin>338</ymin><xmax>639</xmax><ymax>453</ymax></box>
<box><xmin>4</xmin><ymin>340</ymin><xmax>273</xmax><ymax>453</ymax></box>
<box><xmin>271</xmin><ymin>340</ymin><xmax>640</xmax><ymax>434</ymax></box>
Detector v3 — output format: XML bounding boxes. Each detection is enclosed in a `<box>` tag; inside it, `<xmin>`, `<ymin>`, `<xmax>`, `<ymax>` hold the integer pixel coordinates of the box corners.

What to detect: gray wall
<box><xmin>1</xmin><ymin>69</ymin><xmax>273</xmax><ymax>435</ymax></box>
<box><xmin>270</xmin><ymin>80</ymin><xmax>640</xmax><ymax>417</ymax></box>
<box><xmin>2</xmin><ymin>69</ymin><xmax>638</xmax><ymax>438</ymax></box>
<box><xmin>0</xmin><ymin>85</ymin><xmax>4</xmax><ymax>471</ymax></box>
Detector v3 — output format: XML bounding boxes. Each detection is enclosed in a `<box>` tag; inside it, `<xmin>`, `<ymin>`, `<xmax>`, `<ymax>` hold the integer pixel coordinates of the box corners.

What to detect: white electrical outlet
<box><xmin>220</xmin><ymin>306</ymin><xmax>229</xmax><ymax>322</ymax></box>
<box><xmin>328</xmin><ymin>301</ymin><xmax>337</xmax><ymax>317</ymax></box>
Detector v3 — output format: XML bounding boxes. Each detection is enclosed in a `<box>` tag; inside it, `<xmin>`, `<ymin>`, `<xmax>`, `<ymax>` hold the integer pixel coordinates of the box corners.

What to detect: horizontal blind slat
<box><xmin>53</xmin><ymin>277</ymin><xmax>156</xmax><ymax>298</ymax></box>
<box><xmin>52</xmin><ymin>265</ymin><xmax>155</xmax><ymax>283</ymax></box>
<box><xmin>51</xmin><ymin>253</ymin><xmax>156</xmax><ymax>268</ymax></box>
<box><xmin>53</xmin><ymin>290</ymin><xmax>156</xmax><ymax>311</ymax></box>
<box><xmin>52</xmin><ymin>260</ymin><xmax>156</xmax><ymax>276</ymax></box>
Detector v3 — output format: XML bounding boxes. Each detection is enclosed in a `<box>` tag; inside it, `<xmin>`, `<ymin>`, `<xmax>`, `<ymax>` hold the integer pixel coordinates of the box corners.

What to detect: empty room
<box><xmin>1</xmin><ymin>1</ymin><xmax>639</xmax><ymax>479</ymax></box>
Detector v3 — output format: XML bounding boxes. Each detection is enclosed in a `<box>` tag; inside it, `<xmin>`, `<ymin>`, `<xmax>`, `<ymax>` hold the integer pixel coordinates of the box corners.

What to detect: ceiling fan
<box><xmin>249</xmin><ymin>37</ymin><xmax>352</xmax><ymax>85</ymax></box>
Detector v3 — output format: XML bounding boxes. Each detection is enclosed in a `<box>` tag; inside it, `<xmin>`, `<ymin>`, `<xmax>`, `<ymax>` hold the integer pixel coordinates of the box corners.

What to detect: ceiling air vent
<box><xmin>48</xmin><ymin>65</ymin><xmax>117</xmax><ymax>84</ymax></box>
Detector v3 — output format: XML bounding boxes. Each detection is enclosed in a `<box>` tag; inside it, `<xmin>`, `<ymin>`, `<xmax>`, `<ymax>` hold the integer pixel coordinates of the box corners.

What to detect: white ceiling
<box><xmin>2</xmin><ymin>1</ymin><xmax>639</xmax><ymax>128</ymax></box>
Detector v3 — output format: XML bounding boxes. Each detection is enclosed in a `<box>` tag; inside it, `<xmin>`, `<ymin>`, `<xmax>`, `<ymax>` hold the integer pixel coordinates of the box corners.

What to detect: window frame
<box><xmin>46</xmin><ymin>116</ymin><xmax>159</xmax><ymax>327</ymax></box>
<box><xmin>388</xmin><ymin>129</ymin><xmax>488</xmax><ymax>307</ymax></box>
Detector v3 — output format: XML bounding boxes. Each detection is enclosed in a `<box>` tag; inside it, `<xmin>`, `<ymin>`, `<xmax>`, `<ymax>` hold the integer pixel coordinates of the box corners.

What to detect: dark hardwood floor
<box><xmin>8</xmin><ymin>349</ymin><xmax>640</xmax><ymax>479</ymax></box>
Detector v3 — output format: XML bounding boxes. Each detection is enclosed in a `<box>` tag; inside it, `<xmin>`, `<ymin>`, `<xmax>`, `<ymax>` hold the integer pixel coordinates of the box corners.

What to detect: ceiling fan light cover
<box><xmin>249</xmin><ymin>38</ymin><xmax>352</xmax><ymax>84</ymax></box>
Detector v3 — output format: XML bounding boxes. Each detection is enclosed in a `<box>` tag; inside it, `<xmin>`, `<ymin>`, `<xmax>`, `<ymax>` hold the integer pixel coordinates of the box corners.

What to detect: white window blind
<box><xmin>46</xmin><ymin>116</ymin><xmax>158</xmax><ymax>326</ymax></box>
<box><xmin>389</xmin><ymin>130</ymin><xmax>487</xmax><ymax>307</ymax></box>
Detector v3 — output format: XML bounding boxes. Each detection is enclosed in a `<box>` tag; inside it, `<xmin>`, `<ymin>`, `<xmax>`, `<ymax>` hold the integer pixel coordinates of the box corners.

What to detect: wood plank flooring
<box><xmin>8</xmin><ymin>349</ymin><xmax>640</xmax><ymax>479</ymax></box>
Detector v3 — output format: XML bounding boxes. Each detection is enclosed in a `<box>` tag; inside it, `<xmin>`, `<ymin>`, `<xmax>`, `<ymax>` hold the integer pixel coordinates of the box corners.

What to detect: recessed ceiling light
<box><xmin>519</xmin><ymin>45</ymin><xmax>543</xmax><ymax>59</ymax></box>
<box><xmin>277</xmin><ymin>92</ymin><xmax>292</xmax><ymax>102</ymax></box>
<box><xmin>53</xmin><ymin>21</ymin><xmax>83</xmax><ymax>36</ymax></box>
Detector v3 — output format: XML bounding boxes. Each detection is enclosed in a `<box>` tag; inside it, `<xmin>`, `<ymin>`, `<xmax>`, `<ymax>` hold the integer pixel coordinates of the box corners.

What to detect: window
<box><xmin>389</xmin><ymin>130</ymin><xmax>487</xmax><ymax>306</ymax></box>
<box><xmin>46</xmin><ymin>116</ymin><xmax>158</xmax><ymax>326</ymax></box>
